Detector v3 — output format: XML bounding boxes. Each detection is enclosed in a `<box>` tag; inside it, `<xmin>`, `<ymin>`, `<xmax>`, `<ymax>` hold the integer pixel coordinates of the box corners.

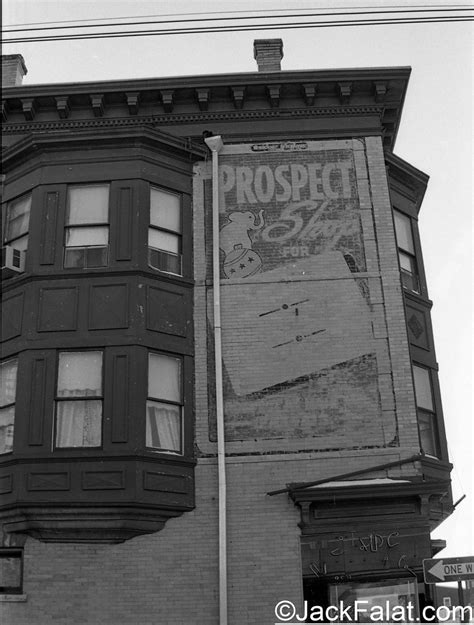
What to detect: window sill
<box><xmin>0</xmin><ymin>594</ymin><xmax>27</xmax><ymax>602</ymax></box>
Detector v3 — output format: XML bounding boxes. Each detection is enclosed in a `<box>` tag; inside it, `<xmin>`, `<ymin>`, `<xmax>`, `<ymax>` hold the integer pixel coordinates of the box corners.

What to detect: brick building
<box><xmin>1</xmin><ymin>41</ymin><xmax>453</xmax><ymax>623</ymax></box>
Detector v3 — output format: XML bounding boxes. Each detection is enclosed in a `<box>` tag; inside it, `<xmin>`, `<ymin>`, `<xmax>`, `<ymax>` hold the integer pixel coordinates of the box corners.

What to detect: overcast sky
<box><xmin>3</xmin><ymin>0</ymin><xmax>473</xmax><ymax>560</ymax></box>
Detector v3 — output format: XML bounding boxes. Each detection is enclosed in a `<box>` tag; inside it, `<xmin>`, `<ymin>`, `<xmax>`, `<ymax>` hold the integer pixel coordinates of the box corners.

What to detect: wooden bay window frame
<box><xmin>54</xmin><ymin>351</ymin><xmax>104</xmax><ymax>449</ymax></box>
<box><xmin>148</xmin><ymin>186</ymin><xmax>182</xmax><ymax>276</ymax></box>
<box><xmin>146</xmin><ymin>352</ymin><xmax>183</xmax><ymax>454</ymax></box>
<box><xmin>64</xmin><ymin>184</ymin><xmax>110</xmax><ymax>269</ymax></box>
<box><xmin>0</xmin><ymin>358</ymin><xmax>18</xmax><ymax>455</ymax></box>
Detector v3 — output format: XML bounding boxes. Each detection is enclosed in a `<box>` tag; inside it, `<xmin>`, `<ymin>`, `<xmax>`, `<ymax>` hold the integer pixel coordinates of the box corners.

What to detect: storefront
<box><xmin>291</xmin><ymin>468</ymin><xmax>451</xmax><ymax>622</ymax></box>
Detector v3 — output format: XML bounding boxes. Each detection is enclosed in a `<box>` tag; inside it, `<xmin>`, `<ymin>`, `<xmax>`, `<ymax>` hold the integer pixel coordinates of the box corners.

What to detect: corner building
<box><xmin>1</xmin><ymin>42</ymin><xmax>452</xmax><ymax>623</ymax></box>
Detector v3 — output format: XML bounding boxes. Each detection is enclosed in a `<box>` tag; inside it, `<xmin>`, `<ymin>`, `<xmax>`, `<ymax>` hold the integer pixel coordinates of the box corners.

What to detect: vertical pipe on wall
<box><xmin>204</xmin><ymin>134</ymin><xmax>227</xmax><ymax>625</ymax></box>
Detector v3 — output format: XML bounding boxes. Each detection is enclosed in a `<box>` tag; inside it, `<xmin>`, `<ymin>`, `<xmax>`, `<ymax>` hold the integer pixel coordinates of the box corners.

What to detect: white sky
<box><xmin>3</xmin><ymin>0</ymin><xmax>473</xmax><ymax>562</ymax></box>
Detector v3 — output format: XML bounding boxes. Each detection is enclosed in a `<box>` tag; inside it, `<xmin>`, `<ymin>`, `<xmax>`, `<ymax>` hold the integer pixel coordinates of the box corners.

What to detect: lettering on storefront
<box><xmin>328</xmin><ymin>531</ymin><xmax>401</xmax><ymax>556</ymax></box>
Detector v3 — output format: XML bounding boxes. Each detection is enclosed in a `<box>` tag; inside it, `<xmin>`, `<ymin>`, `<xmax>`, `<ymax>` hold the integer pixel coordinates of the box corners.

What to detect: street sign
<box><xmin>423</xmin><ymin>557</ymin><xmax>474</xmax><ymax>584</ymax></box>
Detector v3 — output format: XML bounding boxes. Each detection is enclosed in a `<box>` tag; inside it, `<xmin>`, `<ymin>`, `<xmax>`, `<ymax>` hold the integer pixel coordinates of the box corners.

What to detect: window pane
<box><xmin>66</xmin><ymin>185</ymin><xmax>109</xmax><ymax>225</ymax></box>
<box><xmin>413</xmin><ymin>365</ymin><xmax>434</xmax><ymax>411</ymax></box>
<box><xmin>419</xmin><ymin>411</ymin><xmax>438</xmax><ymax>457</ymax></box>
<box><xmin>1</xmin><ymin>360</ymin><xmax>18</xmax><ymax>407</ymax></box>
<box><xmin>5</xmin><ymin>195</ymin><xmax>31</xmax><ymax>241</ymax></box>
<box><xmin>150</xmin><ymin>187</ymin><xmax>181</xmax><ymax>232</ymax></box>
<box><xmin>56</xmin><ymin>400</ymin><xmax>102</xmax><ymax>447</ymax></box>
<box><xmin>148</xmin><ymin>353</ymin><xmax>181</xmax><ymax>402</ymax></box>
<box><xmin>0</xmin><ymin>406</ymin><xmax>15</xmax><ymax>454</ymax></box>
<box><xmin>148</xmin><ymin>228</ymin><xmax>179</xmax><ymax>254</ymax></box>
<box><xmin>148</xmin><ymin>248</ymin><xmax>181</xmax><ymax>275</ymax></box>
<box><xmin>65</xmin><ymin>226</ymin><xmax>109</xmax><ymax>247</ymax></box>
<box><xmin>146</xmin><ymin>401</ymin><xmax>181</xmax><ymax>453</ymax></box>
<box><xmin>394</xmin><ymin>210</ymin><xmax>415</xmax><ymax>254</ymax></box>
<box><xmin>57</xmin><ymin>352</ymin><xmax>102</xmax><ymax>397</ymax></box>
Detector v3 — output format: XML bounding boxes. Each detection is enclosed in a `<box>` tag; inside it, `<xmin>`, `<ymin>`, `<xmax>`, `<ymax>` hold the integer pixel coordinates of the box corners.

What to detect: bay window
<box><xmin>147</xmin><ymin>352</ymin><xmax>183</xmax><ymax>454</ymax></box>
<box><xmin>394</xmin><ymin>210</ymin><xmax>419</xmax><ymax>293</ymax></box>
<box><xmin>64</xmin><ymin>184</ymin><xmax>109</xmax><ymax>268</ymax></box>
<box><xmin>55</xmin><ymin>351</ymin><xmax>103</xmax><ymax>448</ymax></box>
<box><xmin>148</xmin><ymin>187</ymin><xmax>182</xmax><ymax>275</ymax></box>
<box><xmin>0</xmin><ymin>358</ymin><xmax>17</xmax><ymax>455</ymax></box>
<box><xmin>413</xmin><ymin>364</ymin><xmax>439</xmax><ymax>457</ymax></box>
<box><xmin>3</xmin><ymin>193</ymin><xmax>31</xmax><ymax>252</ymax></box>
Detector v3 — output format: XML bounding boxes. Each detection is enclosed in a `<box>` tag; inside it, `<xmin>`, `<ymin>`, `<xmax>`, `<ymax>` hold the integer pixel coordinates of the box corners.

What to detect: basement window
<box><xmin>0</xmin><ymin>549</ymin><xmax>23</xmax><ymax>594</ymax></box>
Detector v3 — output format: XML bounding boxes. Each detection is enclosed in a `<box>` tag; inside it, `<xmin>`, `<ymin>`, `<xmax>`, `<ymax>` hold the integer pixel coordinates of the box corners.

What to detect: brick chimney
<box><xmin>2</xmin><ymin>54</ymin><xmax>28</xmax><ymax>87</ymax></box>
<box><xmin>253</xmin><ymin>39</ymin><xmax>283</xmax><ymax>72</ymax></box>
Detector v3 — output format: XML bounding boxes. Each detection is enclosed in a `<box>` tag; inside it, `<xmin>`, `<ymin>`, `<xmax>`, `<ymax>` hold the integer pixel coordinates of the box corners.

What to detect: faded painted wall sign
<box><xmin>203</xmin><ymin>140</ymin><xmax>390</xmax><ymax>446</ymax></box>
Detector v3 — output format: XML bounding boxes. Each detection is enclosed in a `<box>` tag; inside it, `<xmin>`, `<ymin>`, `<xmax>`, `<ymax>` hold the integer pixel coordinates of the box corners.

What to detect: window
<box><xmin>147</xmin><ymin>353</ymin><xmax>183</xmax><ymax>454</ymax></box>
<box><xmin>329</xmin><ymin>578</ymin><xmax>418</xmax><ymax>622</ymax></box>
<box><xmin>3</xmin><ymin>193</ymin><xmax>31</xmax><ymax>252</ymax></box>
<box><xmin>148</xmin><ymin>187</ymin><xmax>182</xmax><ymax>275</ymax></box>
<box><xmin>55</xmin><ymin>352</ymin><xmax>103</xmax><ymax>448</ymax></box>
<box><xmin>0</xmin><ymin>549</ymin><xmax>23</xmax><ymax>594</ymax></box>
<box><xmin>64</xmin><ymin>184</ymin><xmax>109</xmax><ymax>268</ymax></box>
<box><xmin>413</xmin><ymin>364</ymin><xmax>439</xmax><ymax>457</ymax></box>
<box><xmin>0</xmin><ymin>359</ymin><xmax>17</xmax><ymax>455</ymax></box>
<box><xmin>394</xmin><ymin>210</ymin><xmax>419</xmax><ymax>293</ymax></box>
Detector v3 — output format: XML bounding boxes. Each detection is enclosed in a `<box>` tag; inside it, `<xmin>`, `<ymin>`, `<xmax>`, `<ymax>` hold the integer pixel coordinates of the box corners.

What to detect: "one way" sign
<box><xmin>423</xmin><ymin>557</ymin><xmax>474</xmax><ymax>584</ymax></box>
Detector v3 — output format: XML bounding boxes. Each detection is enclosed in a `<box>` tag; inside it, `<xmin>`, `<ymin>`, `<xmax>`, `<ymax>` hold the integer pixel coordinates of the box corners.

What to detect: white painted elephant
<box><xmin>219</xmin><ymin>209</ymin><xmax>265</xmax><ymax>256</ymax></box>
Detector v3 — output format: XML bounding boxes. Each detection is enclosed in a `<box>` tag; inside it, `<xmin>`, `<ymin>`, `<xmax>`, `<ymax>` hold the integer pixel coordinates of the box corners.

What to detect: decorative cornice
<box><xmin>2</xmin><ymin>67</ymin><xmax>411</xmax><ymax>150</ymax></box>
<box><xmin>2</xmin><ymin>104</ymin><xmax>384</xmax><ymax>136</ymax></box>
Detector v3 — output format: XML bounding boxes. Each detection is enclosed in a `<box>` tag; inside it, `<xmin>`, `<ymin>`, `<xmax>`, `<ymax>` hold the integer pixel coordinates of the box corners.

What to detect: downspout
<box><xmin>204</xmin><ymin>134</ymin><xmax>227</xmax><ymax>625</ymax></box>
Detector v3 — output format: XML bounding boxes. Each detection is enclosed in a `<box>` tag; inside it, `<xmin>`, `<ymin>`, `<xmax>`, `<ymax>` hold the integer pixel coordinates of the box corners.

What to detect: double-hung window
<box><xmin>146</xmin><ymin>353</ymin><xmax>183</xmax><ymax>454</ymax></box>
<box><xmin>3</xmin><ymin>193</ymin><xmax>31</xmax><ymax>252</ymax></box>
<box><xmin>55</xmin><ymin>352</ymin><xmax>103</xmax><ymax>448</ymax></box>
<box><xmin>394</xmin><ymin>210</ymin><xmax>419</xmax><ymax>293</ymax></box>
<box><xmin>64</xmin><ymin>184</ymin><xmax>109</xmax><ymax>268</ymax></box>
<box><xmin>413</xmin><ymin>364</ymin><xmax>439</xmax><ymax>457</ymax></box>
<box><xmin>148</xmin><ymin>187</ymin><xmax>182</xmax><ymax>275</ymax></box>
<box><xmin>0</xmin><ymin>358</ymin><xmax>18</xmax><ymax>455</ymax></box>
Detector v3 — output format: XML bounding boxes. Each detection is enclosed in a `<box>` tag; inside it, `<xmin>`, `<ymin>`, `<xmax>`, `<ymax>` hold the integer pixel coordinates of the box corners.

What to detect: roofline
<box><xmin>2</xmin><ymin>66</ymin><xmax>412</xmax><ymax>97</ymax></box>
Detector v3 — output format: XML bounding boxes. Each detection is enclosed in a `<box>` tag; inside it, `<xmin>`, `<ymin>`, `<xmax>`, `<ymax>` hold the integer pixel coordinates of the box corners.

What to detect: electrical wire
<box><xmin>3</xmin><ymin>14</ymin><xmax>473</xmax><ymax>44</ymax></box>
<box><xmin>3</xmin><ymin>6</ymin><xmax>472</xmax><ymax>33</ymax></box>
<box><xmin>3</xmin><ymin>4</ymin><xmax>472</xmax><ymax>30</ymax></box>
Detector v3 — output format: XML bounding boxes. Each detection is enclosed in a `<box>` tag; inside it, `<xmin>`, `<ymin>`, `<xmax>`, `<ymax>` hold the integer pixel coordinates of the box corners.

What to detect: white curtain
<box><xmin>56</xmin><ymin>400</ymin><xmax>102</xmax><ymax>447</ymax></box>
<box><xmin>146</xmin><ymin>401</ymin><xmax>181</xmax><ymax>453</ymax></box>
<box><xmin>0</xmin><ymin>407</ymin><xmax>14</xmax><ymax>454</ymax></box>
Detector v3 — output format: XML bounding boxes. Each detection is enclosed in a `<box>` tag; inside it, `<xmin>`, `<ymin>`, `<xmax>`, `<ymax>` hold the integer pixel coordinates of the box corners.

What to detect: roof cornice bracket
<box><xmin>126</xmin><ymin>92</ymin><xmax>140</xmax><ymax>116</ymax></box>
<box><xmin>337</xmin><ymin>81</ymin><xmax>352</xmax><ymax>105</ymax></box>
<box><xmin>160</xmin><ymin>89</ymin><xmax>174</xmax><ymax>113</ymax></box>
<box><xmin>90</xmin><ymin>94</ymin><xmax>104</xmax><ymax>117</ymax></box>
<box><xmin>231</xmin><ymin>86</ymin><xmax>246</xmax><ymax>109</ymax></box>
<box><xmin>374</xmin><ymin>81</ymin><xmax>388</xmax><ymax>103</ymax></box>
<box><xmin>21</xmin><ymin>98</ymin><xmax>36</xmax><ymax>121</ymax></box>
<box><xmin>266</xmin><ymin>84</ymin><xmax>281</xmax><ymax>108</ymax></box>
<box><xmin>55</xmin><ymin>96</ymin><xmax>70</xmax><ymax>119</ymax></box>
<box><xmin>196</xmin><ymin>88</ymin><xmax>210</xmax><ymax>112</ymax></box>
<box><xmin>302</xmin><ymin>83</ymin><xmax>318</xmax><ymax>106</ymax></box>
